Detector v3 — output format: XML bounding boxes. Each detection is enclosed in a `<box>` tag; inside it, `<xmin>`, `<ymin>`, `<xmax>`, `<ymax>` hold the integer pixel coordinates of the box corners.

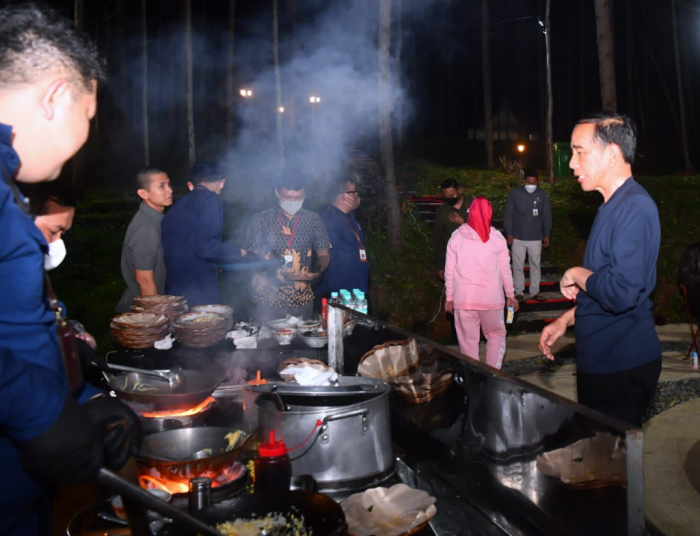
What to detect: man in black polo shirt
<box><xmin>244</xmin><ymin>171</ymin><xmax>331</xmax><ymax>321</ymax></box>
<box><xmin>116</xmin><ymin>168</ymin><xmax>172</xmax><ymax>312</ymax></box>
<box><xmin>433</xmin><ymin>179</ymin><xmax>473</xmax><ymax>280</ymax></box>
<box><xmin>539</xmin><ymin>112</ymin><xmax>661</xmax><ymax>427</ymax></box>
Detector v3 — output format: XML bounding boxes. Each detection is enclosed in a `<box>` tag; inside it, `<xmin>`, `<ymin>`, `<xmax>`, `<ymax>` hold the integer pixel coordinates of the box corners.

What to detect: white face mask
<box><xmin>44</xmin><ymin>239</ymin><xmax>67</xmax><ymax>271</ymax></box>
<box><xmin>278</xmin><ymin>195</ymin><xmax>304</xmax><ymax>216</ymax></box>
<box><xmin>524</xmin><ymin>184</ymin><xmax>537</xmax><ymax>194</ymax></box>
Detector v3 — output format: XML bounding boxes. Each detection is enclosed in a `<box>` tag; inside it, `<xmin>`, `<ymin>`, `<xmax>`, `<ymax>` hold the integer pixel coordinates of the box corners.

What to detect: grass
<box><xmin>50</xmin><ymin>160</ymin><xmax>698</xmax><ymax>352</ymax></box>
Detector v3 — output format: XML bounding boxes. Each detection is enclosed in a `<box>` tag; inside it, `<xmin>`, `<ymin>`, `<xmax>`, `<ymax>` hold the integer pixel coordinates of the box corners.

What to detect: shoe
<box><xmin>515</xmin><ymin>294</ymin><xmax>524</xmax><ymax>302</ymax></box>
<box><xmin>532</xmin><ymin>294</ymin><xmax>547</xmax><ymax>302</ymax></box>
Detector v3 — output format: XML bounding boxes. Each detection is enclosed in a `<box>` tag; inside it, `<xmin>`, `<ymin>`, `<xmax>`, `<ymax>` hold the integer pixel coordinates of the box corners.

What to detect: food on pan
<box><xmin>216</xmin><ymin>514</ymin><xmax>309</xmax><ymax>536</ymax></box>
<box><xmin>121</xmin><ymin>377</ymin><xmax>159</xmax><ymax>392</ymax></box>
<box><xmin>225</xmin><ymin>430</ymin><xmax>245</xmax><ymax>451</ymax></box>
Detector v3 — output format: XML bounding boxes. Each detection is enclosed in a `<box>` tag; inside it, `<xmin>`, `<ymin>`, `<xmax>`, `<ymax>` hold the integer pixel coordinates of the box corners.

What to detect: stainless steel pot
<box><xmin>255</xmin><ymin>377</ymin><xmax>393</xmax><ymax>490</ymax></box>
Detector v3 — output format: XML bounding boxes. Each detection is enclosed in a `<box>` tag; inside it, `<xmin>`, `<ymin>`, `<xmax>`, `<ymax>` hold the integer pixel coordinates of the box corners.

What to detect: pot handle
<box><xmin>321</xmin><ymin>408</ymin><xmax>370</xmax><ymax>443</ymax></box>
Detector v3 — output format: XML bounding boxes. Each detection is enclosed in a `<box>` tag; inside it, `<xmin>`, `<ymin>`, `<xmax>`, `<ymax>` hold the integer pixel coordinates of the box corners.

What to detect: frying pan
<box><xmin>156</xmin><ymin>490</ymin><xmax>348</xmax><ymax>536</ymax></box>
<box><xmin>106</xmin><ymin>369</ymin><xmax>222</xmax><ymax>414</ymax></box>
<box><xmin>137</xmin><ymin>427</ymin><xmax>249</xmax><ymax>481</ymax></box>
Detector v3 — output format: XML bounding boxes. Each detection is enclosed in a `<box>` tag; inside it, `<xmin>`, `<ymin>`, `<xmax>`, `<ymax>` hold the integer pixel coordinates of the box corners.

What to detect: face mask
<box><xmin>524</xmin><ymin>184</ymin><xmax>537</xmax><ymax>194</ymax></box>
<box><xmin>342</xmin><ymin>193</ymin><xmax>360</xmax><ymax>210</ymax></box>
<box><xmin>278</xmin><ymin>195</ymin><xmax>304</xmax><ymax>216</ymax></box>
<box><xmin>44</xmin><ymin>239</ymin><xmax>67</xmax><ymax>271</ymax></box>
<box><xmin>444</xmin><ymin>198</ymin><xmax>459</xmax><ymax>206</ymax></box>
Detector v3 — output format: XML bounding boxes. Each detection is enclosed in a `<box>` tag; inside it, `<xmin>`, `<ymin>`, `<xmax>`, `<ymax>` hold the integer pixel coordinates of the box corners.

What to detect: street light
<box><xmin>517</xmin><ymin>144</ymin><xmax>525</xmax><ymax>153</ymax></box>
<box><xmin>240</xmin><ymin>89</ymin><xmax>253</xmax><ymax>97</ymax></box>
<box><xmin>278</xmin><ymin>106</ymin><xmax>285</xmax><ymax>113</ymax></box>
<box><xmin>309</xmin><ymin>96</ymin><xmax>321</xmax><ymax>103</ymax></box>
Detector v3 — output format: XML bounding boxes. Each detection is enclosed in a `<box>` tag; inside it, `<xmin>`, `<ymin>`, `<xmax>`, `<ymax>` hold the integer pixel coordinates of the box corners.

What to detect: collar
<box><xmin>139</xmin><ymin>202</ymin><xmax>165</xmax><ymax>223</ymax></box>
<box><xmin>600</xmin><ymin>177</ymin><xmax>635</xmax><ymax>210</ymax></box>
<box><xmin>0</xmin><ymin>123</ymin><xmax>20</xmax><ymax>179</ymax></box>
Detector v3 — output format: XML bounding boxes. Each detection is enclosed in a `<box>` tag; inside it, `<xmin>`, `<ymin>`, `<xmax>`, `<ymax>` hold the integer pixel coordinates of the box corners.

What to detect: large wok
<box><xmin>107</xmin><ymin>369</ymin><xmax>222</xmax><ymax>414</ymax></box>
<box><xmin>137</xmin><ymin>427</ymin><xmax>249</xmax><ymax>481</ymax></box>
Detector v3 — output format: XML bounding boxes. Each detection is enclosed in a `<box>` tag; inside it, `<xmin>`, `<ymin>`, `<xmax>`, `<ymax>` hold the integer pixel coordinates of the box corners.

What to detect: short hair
<box><xmin>577</xmin><ymin>111</ymin><xmax>637</xmax><ymax>165</ymax></box>
<box><xmin>328</xmin><ymin>176</ymin><xmax>356</xmax><ymax>201</ymax></box>
<box><xmin>191</xmin><ymin>162</ymin><xmax>222</xmax><ymax>185</ymax></box>
<box><xmin>136</xmin><ymin>168</ymin><xmax>165</xmax><ymax>191</ymax></box>
<box><xmin>441</xmin><ymin>178</ymin><xmax>459</xmax><ymax>190</ymax></box>
<box><xmin>274</xmin><ymin>170</ymin><xmax>307</xmax><ymax>191</ymax></box>
<box><xmin>0</xmin><ymin>3</ymin><xmax>106</xmax><ymax>92</ymax></box>
<box><xmin>523</xmin><ymin>168</ymin><xmax>539</xmax><ymax>180</ymax></box>
<box><xmin>29</xmin><ymin>180</ymin><xmax>76</xmax><ymax>216</ymax></box>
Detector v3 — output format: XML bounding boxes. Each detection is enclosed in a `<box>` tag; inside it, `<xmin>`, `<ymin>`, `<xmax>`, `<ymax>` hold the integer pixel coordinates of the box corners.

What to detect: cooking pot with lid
<box><xmin>255</xmin><ymin>377</ymin><xmax>393</xmax><ymax>491</ymax></box>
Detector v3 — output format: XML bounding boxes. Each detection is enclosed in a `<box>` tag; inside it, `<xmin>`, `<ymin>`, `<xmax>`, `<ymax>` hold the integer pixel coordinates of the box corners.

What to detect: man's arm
<box><xmin>194</xmin><ymin>193</ymin><xmax>244</xmax><ymax>264</ymax></box>
<box><xmin>135</xmin><ymin>269</ymin><xmax>158</xmax><ymax>296</ymax></box>
<box><xmin>317</xmin><ymin>251</ymin><xmax>331</xmax><ymax>273</ymax></box>
<box><xmin>539</xmin><ymin>307</ymin><xmax>575</xmax><ymax>359</ymax></box>
<box><xmin>312</xmin><ymin>213</ymin><xmax>333</xmax><ymax>272</ymax></box>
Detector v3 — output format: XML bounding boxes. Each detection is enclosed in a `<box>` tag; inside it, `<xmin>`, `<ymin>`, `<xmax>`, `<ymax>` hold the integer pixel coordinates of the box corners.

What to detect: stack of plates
<box><xmin>190</xmin><ymin>304</ymin><xmax>234</xmax><ymax>330</ymax></box>
<box><xmin>393</xmin><ymin>359</ymin><xmax>453</xmax><ymax>404</ymax></box>
<box><xmin>173</xmin><ymin>311</ymin><xmax>228</xmax><ymax>348</ymax></box>
<box><xmin>131</xmin><ymin>295</ymin><xmax>188</xmax><ymax>326</ymax></box>
<box><xmin>111</xmin><ymin>313</ymin><xmax>169</xmax><ymax>349</ymax></box>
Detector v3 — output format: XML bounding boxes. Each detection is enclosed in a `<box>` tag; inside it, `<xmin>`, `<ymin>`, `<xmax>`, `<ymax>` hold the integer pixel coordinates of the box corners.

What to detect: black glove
<box><xmin>18</xmin><ymin>395</ymin><xmax>104</xmax><ymax>485</ymax></box>
<box><xmin>84</xmin><ymin>396</ymin><xmax>143</xmax><ymax>471</ymax></box>
<box><xmin>75</xmin><ymin>338</ymin><xmax>110</xmax><ymax>388</ymax></box>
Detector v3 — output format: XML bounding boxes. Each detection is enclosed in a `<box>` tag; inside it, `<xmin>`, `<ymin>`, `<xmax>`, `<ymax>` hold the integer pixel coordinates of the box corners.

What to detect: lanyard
<box><xmin>278</xmin><ymin>212</ymin><xmax>301</xmax><ymax>249</ymax></box>
<box><xmin>340</xmin><ymin>213</ymin><xmax>363</xmax><ymax>246</ymax></box>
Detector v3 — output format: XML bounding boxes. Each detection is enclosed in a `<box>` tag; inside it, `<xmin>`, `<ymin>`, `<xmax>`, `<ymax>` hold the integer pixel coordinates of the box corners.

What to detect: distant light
<box><xmin>278</xmin><ymin>106</ymin><xmax>285</xmax><ymax>113</ymax></box>
<box><xmin>247</xmin><ymin>90</ymin><xmax>253</xmax><ymax>96</ymax></box>
<box><xmin>240</xmin><ymin>89</ymin><xmax>253</xmax><ymax>97</ymax></box>
<box><xmin>309</xmin><ymin>96</ymin><xmax>320</xmax><ymax>103</ymax></box>
<box><xmin>538</xmin><ymin>20</ymin><xmax>544</xmax><ymax>27</ymax></box>
<box><xmin>517</xmin><ymin>144</ymin><xmax>525</xmax><ymax>153</ymax></box>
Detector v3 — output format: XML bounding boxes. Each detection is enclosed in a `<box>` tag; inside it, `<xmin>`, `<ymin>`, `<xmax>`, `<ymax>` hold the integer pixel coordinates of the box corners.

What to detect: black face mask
<box><xmin>444</xmin><ymin>198</ymin><xmax>459</xmax><ymax>206</ymax></box>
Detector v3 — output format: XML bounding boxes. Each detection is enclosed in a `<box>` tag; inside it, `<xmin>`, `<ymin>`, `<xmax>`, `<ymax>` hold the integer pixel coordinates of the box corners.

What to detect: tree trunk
<box><xmin>185</xmin><ymin>0</ymin><xmax>196</xmax><ymax>165</ymax></box>
<box><xmin>594</xmin><ymin>0</ymin><xmax>617</xmax><ymax>111</ymax></box>
<box><xmin>672</xmin><ymin>0</ymin><xmax>692</xmax><ymax>171</ymax></box>
<box><xmin>625</xmin><ymin>0</ymin><xmax>633</xmax><ymax>116</ymax></box>
<box><xmin>288</xmin><ymin>0</ymin><xmax>297</xmax><ymax>131</ymax></box>
<box><xmin>481</xmin><ymin>0</ymin><xmax>494</xmax><ymax>169</ymax></box>
<box><xmin>395</xmin><ymin>0</ymin><xmax>404</xmax><ymax>148</ymax></box>
<box><xmin>74</xmin><ymin>0</ymin><xmax>84</xmax><ymax>29</ymax></box>
<box><xmin>226</xmin><ymin>0</ymin><xmax>236</xmax><ymax>145</ymax></box>
<box><xmin>141</xmin><ymin>0</ymin><xmax>150</xmax><ymax>167</ymax></box>
<box><xmin>273</xmin><ymin>0</ymin><xmax>285</xmax><ymax>168</ymax></box>
<box><xmin>682</xmin><ymin>2</ymin><xmax>699</xmax><ymax>140</ymax></box>
<box><xmin>545</xmin><ymin>0</ymin><xmax>554</xmax><ymax>188</ymax></box>
<box><xmin>72</xmin><ymin>0</ymin><xmax>85</xmax><ymax>187</ymax></box>
<box><xmin>379</xmin><ymin>0</ymin><xmax>403</xmax><ymax>252</ymax></box>
<box><xmin>580</xmin><ymin>0</ymin><xmax>585</xmax><ymax>115</ymax></box>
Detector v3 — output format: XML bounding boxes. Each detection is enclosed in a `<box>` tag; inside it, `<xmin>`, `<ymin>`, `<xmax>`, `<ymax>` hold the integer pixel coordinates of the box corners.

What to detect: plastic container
<box><xmin>321</xmin><ymin>298</ymin><xmax>329</xmax><ymax>329</ymax></box>
<box><xmin>691</xmin><ymin>351</ymin><xmax>698</xmax><ymax>370</ymax></box>
<box><xmin>254</xmin><ymin>431</ymin><xmax>292</xmax><ymax>493</ymax></box>
<box><xmin>506</xmin><ymin>307</ymin><xmax>514</xmax><ymax>324</ymax></box>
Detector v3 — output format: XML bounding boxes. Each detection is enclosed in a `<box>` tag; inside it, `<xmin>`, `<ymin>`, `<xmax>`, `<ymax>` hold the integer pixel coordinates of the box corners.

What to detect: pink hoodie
<box><xmin>445</xmin><ymin>224</ymin><xmax>514</xmax><ymax>310</ymax></box>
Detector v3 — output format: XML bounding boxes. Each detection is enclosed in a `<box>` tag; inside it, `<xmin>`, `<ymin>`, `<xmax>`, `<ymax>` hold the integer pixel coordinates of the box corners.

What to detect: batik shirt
<box><xmin>244</xmin><ymin>207</ymin><xmax>332</xmax><ymax>308</ymax></box>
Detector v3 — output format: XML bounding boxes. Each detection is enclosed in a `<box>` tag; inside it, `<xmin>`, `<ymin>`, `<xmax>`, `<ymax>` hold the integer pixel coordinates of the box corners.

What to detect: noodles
<box><xmin>216</xmin><ymin>513</ymin><xmax>309</xmax><ymax>536</ymax></box>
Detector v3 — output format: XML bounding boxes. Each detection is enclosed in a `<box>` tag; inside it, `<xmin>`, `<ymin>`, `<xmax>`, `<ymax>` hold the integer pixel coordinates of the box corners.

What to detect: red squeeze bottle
<box><xmin>321</xmin><ymin>298</ymin><xmax>329</xmax><ymax>329</ymax></box>
<box><xmin>254</xmin><ymin>431</ymin><xmax>292</xmax><ymax>493</ymax></box>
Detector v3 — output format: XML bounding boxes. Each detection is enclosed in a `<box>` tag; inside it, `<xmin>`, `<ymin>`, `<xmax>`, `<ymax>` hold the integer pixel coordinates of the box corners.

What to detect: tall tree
<box><xmin>287</xmin><ymin>0</ymin><xmax>297</xmax><ymax>131</ymax></box>
<box><xmin>226</xmin><ymin>0</ymin><xmax>236</xmax><ymax>145</ymax></box>
<box><xmin>580</xmin><ymin>0</ymin><xmax>585</xmax><ymax>115</ymax></box>
<box><xmin>594</xmin><ymin>0</ymin><xmax>617</xmax><ymax>111</ymax></box>
<box><xmin>72</xmin><ymin>0</ymin><xmax>85</xmax><ymax>187</ymax></box>
<box><xmin>395</xmin><ymin>0</ymin><xmax>404</xmax><ymax>147</ymax></box>
<box><xmin>625</xmin><ymin>0</ymin><xmax>633</xmax><ymax>116</ymax></box>
<box><xmin>671</xmin><ymin>0</ymin><xmax>692</xmax><ymax>171</ymax></box>
<box><xmin>273</xmin><ymin>0</ymin><xmax>285</xmax><ymax>167</ymax></box>
<box><xmin>379</xmin><ymin>0</ymin><xmax>403</xmax><ymax>251</ymax></box>
<box><xmin>185</xmin><ymin>0</ymin><xmax>196</xmax><ymax>165</ymax></box>
<box><xmin>481</xmin><ymin>0</ymin><xmax>494</xmax><ymax>169</ymax></box>
<box><xmin>545</xmin><ymin>0</ymin><xmax>554</xmax><ymax>187</ymax></box>
<box><xmin>141</xmin><ymin>0</ymin><xmax>150</xmax><ymax>166</ymax></box>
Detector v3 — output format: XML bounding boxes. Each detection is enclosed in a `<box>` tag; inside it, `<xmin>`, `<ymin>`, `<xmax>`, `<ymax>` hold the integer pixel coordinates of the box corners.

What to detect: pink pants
<box><xmin>454</xmin><ymin>309</ymin><xmax>507</xmax><ymax>369</ymax></box>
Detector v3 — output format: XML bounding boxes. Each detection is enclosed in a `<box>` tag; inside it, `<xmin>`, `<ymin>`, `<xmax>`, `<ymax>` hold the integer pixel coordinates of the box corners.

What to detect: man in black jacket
<box><xmin>433</xmin><ymin>178</ymin><xmax>473</xmax><ymax>280</ymax></box>
<box><xmin>678</xmin><ymin>240</ymin><xmax>700</xmax><ymax>316</ymax></box>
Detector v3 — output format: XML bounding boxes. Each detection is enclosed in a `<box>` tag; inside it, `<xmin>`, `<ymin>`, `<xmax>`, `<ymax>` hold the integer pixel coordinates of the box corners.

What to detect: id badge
<box><xmin>283</xmin><ymin>250</ymin><xmax>294</xmax><ymax>269</ymax></box>
<box><xmin>358</xmin><ymin>247</ymin><xmax>368</xmax><ymax>263</ymax></box>
<box><xmin>532</xmin><ymin>208</ymin><xmax>539</xmax><ymax>217</ymax></box>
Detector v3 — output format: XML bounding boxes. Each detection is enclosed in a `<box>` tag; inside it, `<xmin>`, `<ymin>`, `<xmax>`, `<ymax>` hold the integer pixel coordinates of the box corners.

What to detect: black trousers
<box><xmin>576</xmin><ymin>357</ymin><xmax>662</xmax><ymax>427</ymax></box>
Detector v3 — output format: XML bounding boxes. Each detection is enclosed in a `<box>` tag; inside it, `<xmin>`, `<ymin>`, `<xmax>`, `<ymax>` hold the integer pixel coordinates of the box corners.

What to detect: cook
<box><xmin>0</xmin><ymin>5</ymin><xmax>140</xmax><ymax>535</ymax></box>
<box><xmin>243</xmin><ymin>171</ymin><xmax>331</xmax><ymax>322</ymax></box>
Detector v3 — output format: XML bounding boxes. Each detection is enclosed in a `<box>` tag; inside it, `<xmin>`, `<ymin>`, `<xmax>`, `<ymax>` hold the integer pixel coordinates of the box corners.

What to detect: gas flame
<box><xmin>139</xmin><ymin>464</ymin><xmax>245</xmax><ymax>495</ymax></box>
<box><xmin>140</xmin><ymin>396</ymin><xmax>216</xmax><ymax>419</ymax></box>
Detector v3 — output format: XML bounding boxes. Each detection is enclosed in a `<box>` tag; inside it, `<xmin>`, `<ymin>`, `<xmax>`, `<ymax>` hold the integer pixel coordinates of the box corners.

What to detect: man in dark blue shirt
<box><xmin>317</xmin><ymin>176</ymin><xmax>369</xmax><ymax>304</ymax></box>
<box><xmin>162</xmin><ymin>162</ymin><xmax>247</xmax><ymax>305</ymax></box>
<box><xmin>0</xmin><ymin>5</ymin><xmax>140</xmax><ymax>534</ymax></box>
<box><xmin>539</xmin><ymin>112</ymin><xmax>662</xmax><ymax>427</ymax></box>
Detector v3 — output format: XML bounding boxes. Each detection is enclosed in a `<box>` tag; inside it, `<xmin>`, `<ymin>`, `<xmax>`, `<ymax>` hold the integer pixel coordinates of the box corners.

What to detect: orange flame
<box><xmin>140</xmin><ymin>396</ymin><xmax>216</xmax><ymax>419</ymax></box>
<box><xmin>139</xmin><ymin>464</ymin><xmax>244</xmax><ymax>495</ymax></box>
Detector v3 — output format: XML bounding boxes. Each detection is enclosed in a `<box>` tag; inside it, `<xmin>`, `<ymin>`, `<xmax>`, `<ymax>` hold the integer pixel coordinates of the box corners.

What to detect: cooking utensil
<box><xmin>136</xmin><ymin>427</ymin><xmax>249</xmax><ymax>481</ymax></box>
<box><xmin>108</xmin><ymin>364</ymin><xmax>183</xmax><ymax>389</ymax></box>
<box><xmin>270</xmin><ymin>385</ymin><xmax>288</xmax><ymax>411</ymax></box>
<box><xmin>97</xmin><ymin>468</ymin><xmax>221</xmax><ymax>536</ymax></box>
<box><xmin>155</xmin><ymin>490</ymin><xmax>347</xmax><ymax>536</ymax></box>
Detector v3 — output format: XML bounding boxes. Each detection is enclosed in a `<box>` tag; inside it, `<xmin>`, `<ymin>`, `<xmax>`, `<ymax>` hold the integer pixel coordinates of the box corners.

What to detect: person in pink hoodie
<box><xmin>445</xmin><ymin>196</ymin><xmax>519</xmax><ymax>369</ymax></box>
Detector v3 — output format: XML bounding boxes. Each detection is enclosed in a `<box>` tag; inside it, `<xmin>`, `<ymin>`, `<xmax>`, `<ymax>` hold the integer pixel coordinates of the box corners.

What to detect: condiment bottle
<box><xmin>321</xmin><ymin>298</ymin><xmax>329</xmax><ymax>329</ymax></box>
<box><xmin>254</xmin><ymin>430</ymin><xmax>292</xmax><ymax>493</ymax></box>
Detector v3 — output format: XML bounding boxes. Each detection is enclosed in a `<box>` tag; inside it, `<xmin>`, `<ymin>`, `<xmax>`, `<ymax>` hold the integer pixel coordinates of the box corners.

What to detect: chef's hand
<box><xmin>543</xmin><ymin>237</ymin><xmax>550</xmax><ymax>248</ymax></box>
<box><xmin>539</xmin><ymin>318</ymin><xmax>567</xmax><ymax>360</ymax></box>
<box><xmin>506</xmin><ymin>297</ymin><xmax>519</xmax><ymax>312</ymax></box>
<box><xmin>448</xmin><ymin>212</ymin><xmax>464</xmax><ymax>225</ymax></box>
<box><xmin>559</xmin><ymin>268</ymin><xmax>580</xmax><ymax>300</ymax></box>
<box><xmin>507</xmin><ymin>235</ymin><xmax>514</xmax><ymax>246</ymax></box>
<box><xmin>240</xmin><ymin>250</ymin><xmax>265</xmax><ymax>263</ymax></box>
<box><xmin>84</xmin><ymin>396</ymin><xmax>143</xmax><ymax>471</ymax></box>
<box><xmin>445</xmin><ymin>300</ymin><xmax>454</xmax><ymax>314</ymax></box>
<box><xmin>437</xmin><ymin>270</ymin><xmax>445</xmax><ymax>281</ymax></box>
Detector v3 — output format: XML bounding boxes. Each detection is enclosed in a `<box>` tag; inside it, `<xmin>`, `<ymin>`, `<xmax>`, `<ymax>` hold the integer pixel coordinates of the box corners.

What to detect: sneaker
<box><xmin>515</xmin><ymin>294</ymin><xmax>524</xmax><ymax>302</ymax></box>
<box><xmin>532</xmin><ymin>293</ymin><xmax>547</xmax><ymax>302</ymax></box>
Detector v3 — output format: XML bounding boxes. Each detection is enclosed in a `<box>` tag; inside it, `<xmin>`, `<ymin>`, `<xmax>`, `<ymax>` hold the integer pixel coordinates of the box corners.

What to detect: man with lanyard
<box><xmin>317</xmin><ymin>176</ymin><xmax>369</xmax><ymax>306</ymax></box>
<box><xmin>539</xmin><ymin>112</ymin><xmax>662</xmax><ymax>427</ymax></box>
<box><xmin>0</xmin><ymin>5</ymin><xmax>141</xmax><ymax>534</ymax></box>
<box><xmin>244</xmin><ymin>171</ymin><xmax>331</xmax><ymax>321</ymax></box>
<box><xmin>162</xmin><ymin>162</ymin><xmax>250</xmax><ymax>306</ymax></box>
<box><xmin>433</xmin><ymin>178</ymin><xmax>473</xmax><ymax>280</ymax></box>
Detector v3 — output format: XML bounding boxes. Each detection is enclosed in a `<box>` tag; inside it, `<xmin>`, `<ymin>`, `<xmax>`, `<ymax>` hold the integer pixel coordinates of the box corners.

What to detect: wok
<box><xmin>107</xmin><ymin>369</ymin><xmax>222</xmax><ymax>414</ymax></box>
<box><xmin>156</xmin><ymin>490</ymin><xmax>348</xmax><ymax>536</ymax></box>
<box><xmin>137</xmin><ymin>427</ymin><xmax>249</xmax><ymax>481</ymax></box>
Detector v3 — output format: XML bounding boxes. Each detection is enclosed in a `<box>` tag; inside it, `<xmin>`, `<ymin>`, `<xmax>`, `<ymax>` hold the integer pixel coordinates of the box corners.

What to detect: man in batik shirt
<box><xmin>244</xmin><ymin>171</ymin><xmax>331</xmax><ymax>321</ymax></box>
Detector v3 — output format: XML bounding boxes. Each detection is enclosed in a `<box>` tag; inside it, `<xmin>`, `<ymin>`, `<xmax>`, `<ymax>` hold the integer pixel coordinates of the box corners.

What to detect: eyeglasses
<box><xmin>345</xmin><ymin>191</ymin><xmax>360</xmax><ymax>198</ymax></box>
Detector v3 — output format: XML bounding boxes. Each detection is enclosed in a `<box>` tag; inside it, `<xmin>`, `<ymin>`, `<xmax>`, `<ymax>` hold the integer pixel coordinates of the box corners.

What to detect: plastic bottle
<box><xmin>691</xmin><ymin>351</ymin><xmax>698</xmax><ymax>370</ymax></box>
<box><xmin>357</xmin><ymin>293</ymin><xmax>368</xmax><ymax>315</ymax></box>
<box><xmin>330</xmin><ymin>292</ymin><xmax>339</xmax><ymax>304</ymax></box>
<box><xmin>254</xmin><ymin>431</ymin><xmax>292</xmax><ymax>493</ymax></box>
<box><xmin>321</xmin><ymin>298</ymin><xmax>329</xmax><ymax>329</ymax></box>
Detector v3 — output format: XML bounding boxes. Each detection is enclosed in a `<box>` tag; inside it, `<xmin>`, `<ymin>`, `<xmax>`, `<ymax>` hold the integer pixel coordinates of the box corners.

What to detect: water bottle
<box><xmin>357</xmin><ymin>293</ymin><xmax>368</xmax><ymax>315</ymax></box>
<box><xmin>330</xmin><ymin>292</ymin><xmax>339</xmax><ymax>304</ymax></box>
<box><xmin>691</xmin><ymin>351</ymin><xmax>698</xmax><ymax>370</ymax></box>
